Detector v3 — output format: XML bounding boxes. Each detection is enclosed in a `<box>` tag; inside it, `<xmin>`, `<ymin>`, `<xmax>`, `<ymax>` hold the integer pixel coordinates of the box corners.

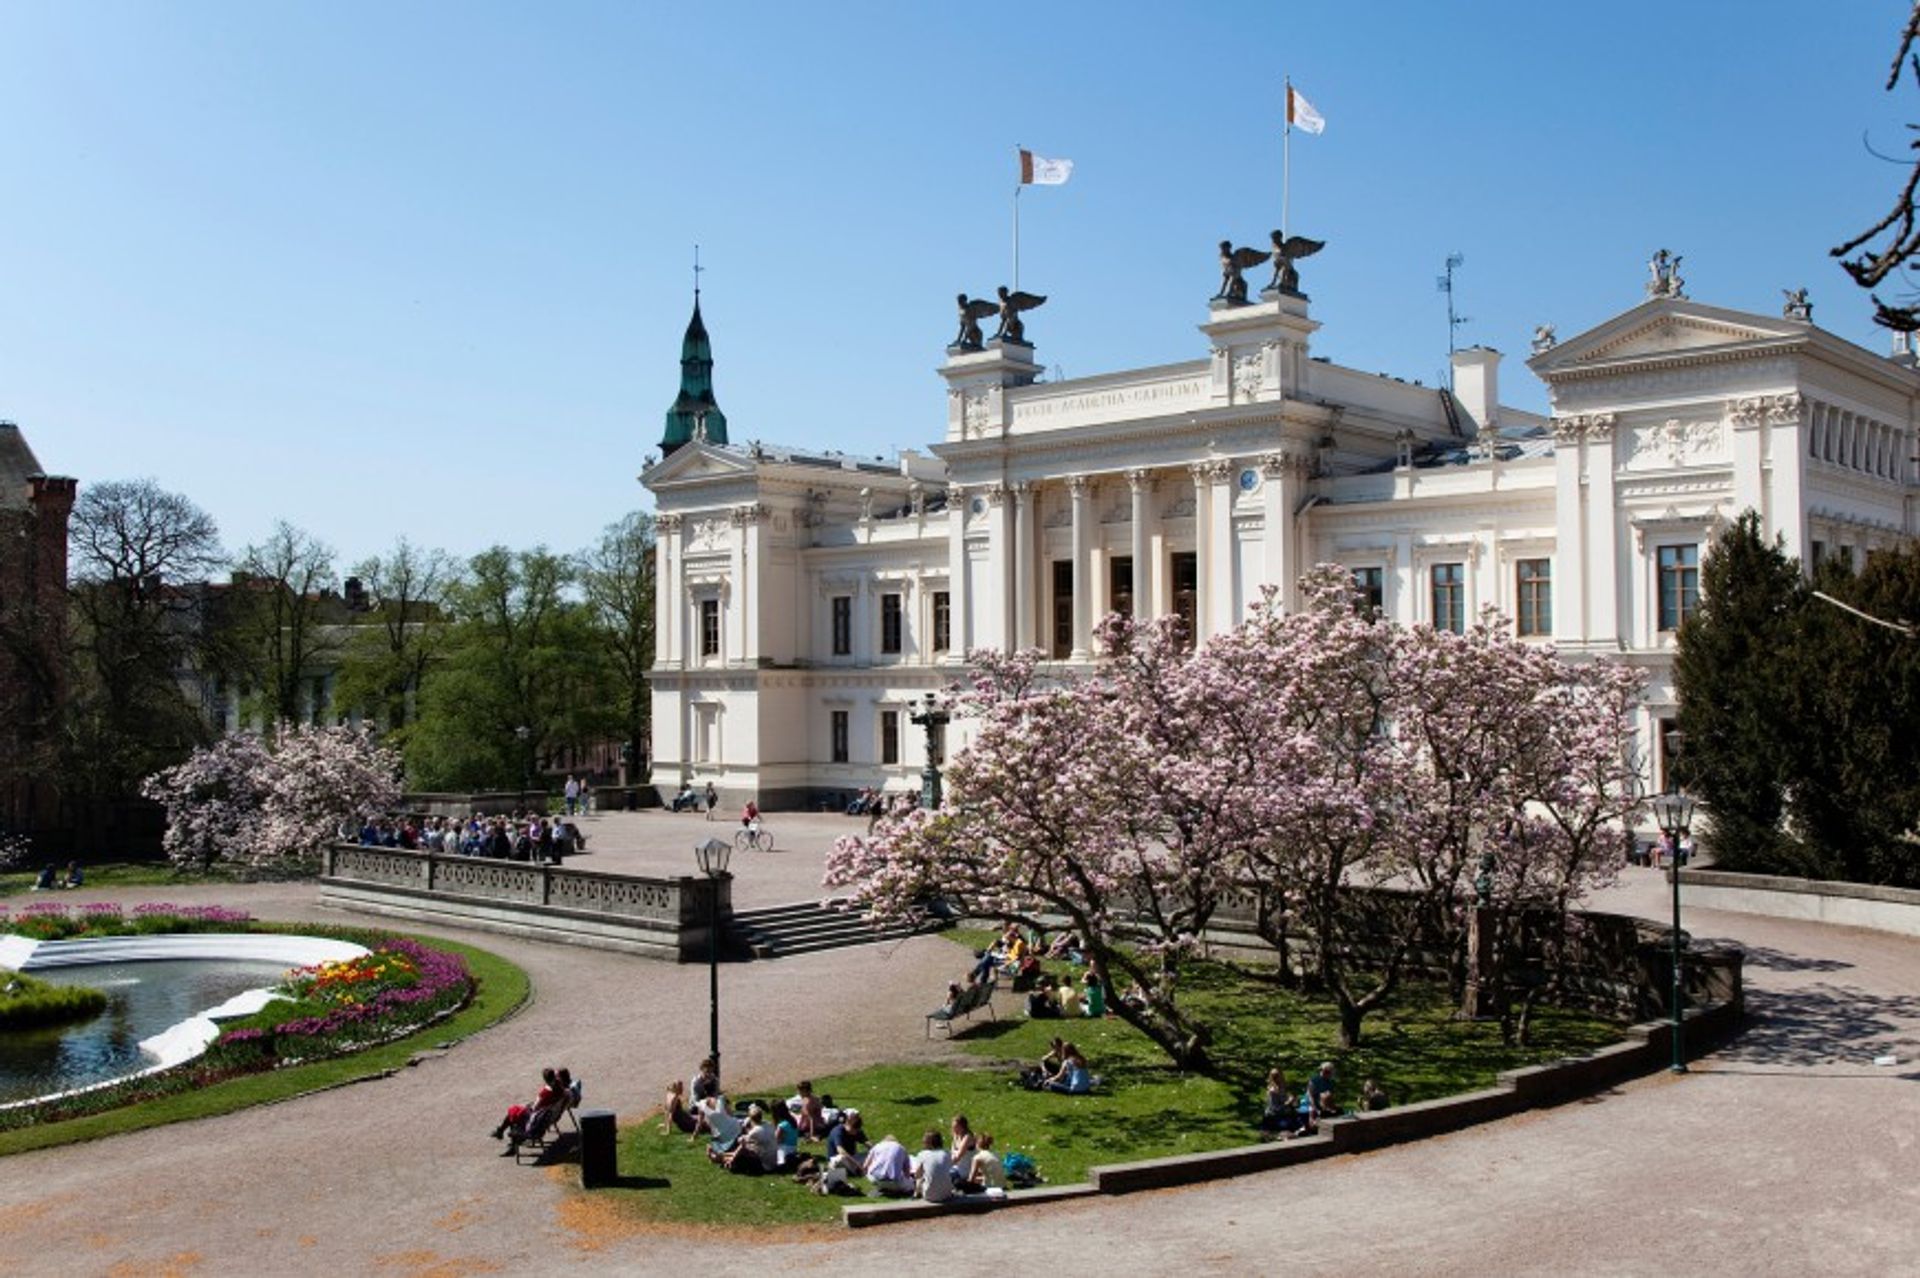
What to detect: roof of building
<box><xmin>0</xmin><ymin>421</ymin><xmax>45</xmax><ymax>509</ymax></box>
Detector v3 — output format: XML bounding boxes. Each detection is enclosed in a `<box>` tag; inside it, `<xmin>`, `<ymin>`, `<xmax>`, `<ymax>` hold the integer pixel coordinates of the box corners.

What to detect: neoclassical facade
<box><xmin>643</xmin><ymin>273</ymin><xmax>1920</xmax><ymax>809</ymax></box>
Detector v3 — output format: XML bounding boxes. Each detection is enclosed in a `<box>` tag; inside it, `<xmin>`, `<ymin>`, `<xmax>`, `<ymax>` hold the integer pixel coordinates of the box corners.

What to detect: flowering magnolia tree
<box><xmin>828</xmin><ymin>563</ymin><xmax>1645</xmax><ymax>1061</ymax></box>
<box><xmin>142</xmin><ymin>723</ymin><xmax>401</xmax><ymax>872</ymax></box>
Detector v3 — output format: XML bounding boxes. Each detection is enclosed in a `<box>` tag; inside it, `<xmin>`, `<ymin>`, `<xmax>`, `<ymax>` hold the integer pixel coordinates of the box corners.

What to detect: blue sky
<box><xmin>0</xmin><ymin>1</ymin><xmax>1909</xmax><ymax>570</ymax></box>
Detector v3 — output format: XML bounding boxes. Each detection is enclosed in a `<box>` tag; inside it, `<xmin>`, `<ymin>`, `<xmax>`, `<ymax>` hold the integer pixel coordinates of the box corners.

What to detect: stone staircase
<box><xmin>726</xmin><ymin>899</ymin><xmax>944</xmax><ymax>959</ymax></box>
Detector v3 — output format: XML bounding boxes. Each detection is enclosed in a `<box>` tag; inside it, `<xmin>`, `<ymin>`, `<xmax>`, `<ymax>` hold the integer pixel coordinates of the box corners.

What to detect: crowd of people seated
<box><xmin>1254</xmin><ymin>1062</ymin><xmax>1388</xmax><ymax>1140</ymax></box>
<box><xmin>355</xmin><ymin>812</ymin><xmax>586</xmax><ymax>863</ymax></box>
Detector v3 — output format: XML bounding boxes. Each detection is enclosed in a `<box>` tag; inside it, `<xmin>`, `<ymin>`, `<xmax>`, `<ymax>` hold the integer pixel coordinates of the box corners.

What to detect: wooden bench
<box><xmin>926</xmin><ymin>978</ymin><xmax>997</xmax><ymax>1038</ymax></box>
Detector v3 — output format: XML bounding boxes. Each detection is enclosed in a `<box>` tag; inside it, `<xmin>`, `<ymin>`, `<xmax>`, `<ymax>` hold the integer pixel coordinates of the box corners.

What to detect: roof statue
<box><xmin>1531</xmin><ymin>323</ymin><xmax>1558</xmax><ymax>355</ymax></box>
<box><xmin>952</xmin><ymin>293</ymin><xmax>998</xmax><ymax>352</ymax></box>
<box><xmin>1782</xmin><ymin>287</ymin><xmax>1813</xmax><ymax>322</ymax></box>
<box><xmin>1647</xmin><ymin>248</ymin><xmax>1686</xmax><ymax>299</ymax></box>
<box><xmin>1215</xmin><ymin>239</ymin><xmax>1269</xmax><ymax>304</ymax></box>
<box><xmin>1266</xmin><ymin>231</ymin><xmax>1325</xmax><ymax>294</ymax></box>
<box><xmin>994</xmin><ymin>285</ymin><xmax>1046</xmax><ymax>344</ymax></box>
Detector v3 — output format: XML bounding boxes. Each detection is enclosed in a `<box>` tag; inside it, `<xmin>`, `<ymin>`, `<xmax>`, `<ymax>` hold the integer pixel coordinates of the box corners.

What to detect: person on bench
<box><xmin>518</xmin><ymin>1067</ymin><xmax>577</xmax><ymax>1148</ymax></box>
<box><xmin>491</xmin><ymin>1067</ymin><xmax>558</xmax><ymax>1152</ymax></box>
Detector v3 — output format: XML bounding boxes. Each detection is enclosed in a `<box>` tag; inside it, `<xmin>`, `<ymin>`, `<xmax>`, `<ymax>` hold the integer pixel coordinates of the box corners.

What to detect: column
<box><xmin>1189</xmin><ymin>464</ymin><xmax>1213</xmax><ymax>643</ymax></box>
<box><xmin>947</xmin><ymin>485</ymin><xmax>970</xmax><ymax>660</ymax></box>
<box><xmin>1068</xmin><ymin>476</ymin><xmax>1092</xmax><ymax>658</ymax></box>
<box><xmin>984</xmin><ymin>484</ymin><xmax>1010</xmax><ymax>650</ymax></box>
<box><xmin>1207</xmin><ymin>461</ymin><xmax>1235</xmax><ymax>637</ymax></box>
<box><xmin>1260</xmin><ymin>452</ymin><xmax>1299</xmax><ymax>608</ymax></box>
<box><xmin>1764</xmin><ymin>394</ymin><xmax>1808</xmax><ymax>562</ymax></box>
<box><xmin>733</xmin><ymin>504</ymin><xmax>766</xmax><ymax>664</ymax></box>
<box><xmin>1127</xmin><ymin>469</ymin><xmax>1154</xmax><ymax>623</ymax></box>
<box><xmin>1583</xmin><ymin>414</ymin><xmax>1621</xmax><ymax>646</ymax></box>
<box><xmin>656</xmin><ymin>514</ymin><xmax>682</xmax><ymax>666</ymax></box>
<box><xmin>1550</xmin><ymin>418</ymin><xmax>1587</xmax><ymax>644</ymax></box>
<box><xmin>728</xmin><ymin>512</ymin><xmax>748</xmax><ymax>665</ymax></box>
<box><xmin>1013</xmin><ymin>481</ymin><xmax>1035</xmax><ymax>651</ymax></box>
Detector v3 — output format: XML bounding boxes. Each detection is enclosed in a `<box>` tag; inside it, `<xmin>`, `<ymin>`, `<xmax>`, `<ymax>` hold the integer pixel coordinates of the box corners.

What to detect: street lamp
<box><xmin>908</xmin><ymin>692</ymin><xmax>951</xmax><ymax>810</ymax></box>
<box><xmin>1650</xmin><ymin>789</ymin><xmax>1698</xmax><ymax>1074</ymax></box>
<box><xmin>695</xmin><ymin>837</ymin><xmax>732</xmax><ymax>1085</ymax></box>
<box><xmin>514</xmin><ymin>725</ymin><xmax>532</xmax><ymax>804</ymax></box>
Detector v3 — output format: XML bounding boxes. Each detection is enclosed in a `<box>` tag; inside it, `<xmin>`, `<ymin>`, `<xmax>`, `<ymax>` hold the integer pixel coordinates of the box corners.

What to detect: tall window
<box><xmin>1170</xmin><ymin>551</ymin><xmax>1198</xmax><ymax>645</ymax></box>
<box><xmin>1657</xmin><ymin>544</ymin><xmax>1700</xmax><ymax>631</ymax></box>
<box><xmin>1110</xmin><ymin>556</ymin><xmax>1134</xmax><ymax>620</ymax></box>
<box><xmin>700</xmin><ymin>598</ymin><xmax>721</xmax><ymax>657</ymax></box>
<box><xmin>1516</xmin><ymin>559</ymin><xmax>1552</xmax><ymax>637</ymax></box>
<box><xmin>831</xmin><ymin>595</ymin><xmax>852</xmax><ymax>656</ymax></box>
<box><xmin>1052</xmin><ymin>560</ymin><xmax>1074</xmax><ymax>658</ymax></box>
<box><xmin>880</xmin><ymin>710</ymin><xmax>900</xmax><ymax>765</ymax></box>
<box><xmin>830</xmin><ymin>710</ymin><xmax>849</xmax><ymax>763</ymax></box>
<box><xmin>1352</xmin><ymin>566</ymin><xmax>1384</xmax><ymax>614</ymax></box>
<box><xmin>931</xmin><ymin>591</ymin><xmax>951</xmax><ymax>653</ymax></box>
<box><xmin>1431</xmin><ymin>563</ymin><xmax>1465</xmax><ymax>633</ymax></box>
<box><xmin>880</xmin><ymin>592</ymin><xmax>903</xmax><ymax>654</ymax></box>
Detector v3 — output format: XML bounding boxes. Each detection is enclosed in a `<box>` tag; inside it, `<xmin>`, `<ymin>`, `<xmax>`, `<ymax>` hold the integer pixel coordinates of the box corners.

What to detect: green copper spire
<box><xmin>661</xmin><ymin>297</ymin><xmax>727</xmax><ymax>455</ymax></box>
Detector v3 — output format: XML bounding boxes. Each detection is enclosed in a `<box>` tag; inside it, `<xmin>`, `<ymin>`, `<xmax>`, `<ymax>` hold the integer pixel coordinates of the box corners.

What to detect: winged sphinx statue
<box><xmin>953</xmin><ymin>293</ymin><xmax>999</xmax><ymax>351</ymax></box>
<box><xmin>1268</xmin><ymin>230</ymin><xmax>1325</xmax><ymax>293</ymax></box>
<box><xmin>1216</xmin><ymin>239</ymin><xmax>1270</xmax><ymax>304</ymax></box>
<box><xmin>994</xmin><ymin>285</ymin><xmax>1047</xmax><ymax>344</ymax></box>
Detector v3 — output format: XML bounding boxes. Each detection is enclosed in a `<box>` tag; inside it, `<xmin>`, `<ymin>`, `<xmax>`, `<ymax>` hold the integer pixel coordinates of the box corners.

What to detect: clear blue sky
<box><xmin>0</xmin><ymin>1</ymin><xmax>1908</xmax><ymax>571</ymax></box>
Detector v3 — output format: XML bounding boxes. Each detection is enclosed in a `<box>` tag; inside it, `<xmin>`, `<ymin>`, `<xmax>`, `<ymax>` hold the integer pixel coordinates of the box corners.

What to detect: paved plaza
<box><xmin>0</xmin><ymin>811</ymin><xmax>1916</xmax><ymax>1276</ymax></box>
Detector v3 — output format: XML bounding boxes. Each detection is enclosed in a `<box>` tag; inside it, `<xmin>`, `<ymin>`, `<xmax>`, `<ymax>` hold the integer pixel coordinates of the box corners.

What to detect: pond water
<box><xmin>0</xmin><ymin>959</ymin><xmax>292</xmax><ymax>1104</ymax></box>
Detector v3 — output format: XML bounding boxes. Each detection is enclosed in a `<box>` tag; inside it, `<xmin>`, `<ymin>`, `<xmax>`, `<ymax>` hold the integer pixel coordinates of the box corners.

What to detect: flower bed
<box><xmin>0</xmin><ymin>908</ymin><xmax>474</xmax><ymax>1131</ymax></box>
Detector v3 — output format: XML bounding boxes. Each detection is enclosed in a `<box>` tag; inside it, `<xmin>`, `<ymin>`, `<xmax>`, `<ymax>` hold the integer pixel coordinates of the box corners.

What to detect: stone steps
<box><xmin>727</xmin><ymin>899</ymin><xmax>942</xmax><ymax>959</ymax></box>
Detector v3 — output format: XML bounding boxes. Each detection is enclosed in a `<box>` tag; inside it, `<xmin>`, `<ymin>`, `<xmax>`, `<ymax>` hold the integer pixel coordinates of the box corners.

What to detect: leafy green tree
<box><xmin>576</xmin><ymin>512</ymin><xmax>655</xmax><ymax>783</ymax></box>
<box><xmin>405</xmin><ymin>546</ymin><xmax>608</xmax><ymax>791</ymax></box>
<box><xmin>333</xmin><ymin>538</ymin><xmax>456</xmax><ymax>738</ymax></box>
<box><xmin>1673</xmin><ymin>512</ymin><xmax>1804</xmax><ymax>870</ymax></box>
<box><xmin>232</xmin><ymin>522</ymin><xmax>342</xmax><ymax>728</ymax></box>
<box><xmin>1779</xmin><ymin>548</ymin><xmax>1920</xmax><ymax>885</ymax></box>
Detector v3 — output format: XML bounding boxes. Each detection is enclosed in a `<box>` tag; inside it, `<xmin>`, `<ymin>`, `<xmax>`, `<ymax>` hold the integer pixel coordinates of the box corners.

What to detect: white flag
<box><xmin>1288</xmin><ymin>86</ymin><xmax>1326</xmax><ymax>135</ymax></box>
<box><xmin>1019</xmin><ymin>149</ymin><xmax>1073</xmax><ymax>185</ymax></box>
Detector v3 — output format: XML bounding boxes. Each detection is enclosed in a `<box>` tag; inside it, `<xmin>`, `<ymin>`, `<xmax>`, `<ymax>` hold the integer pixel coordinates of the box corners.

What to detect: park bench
<box><xmin>926</xmin><ymin>977</ymin><xmax>998</xmax><ymax>1038</ymax></box>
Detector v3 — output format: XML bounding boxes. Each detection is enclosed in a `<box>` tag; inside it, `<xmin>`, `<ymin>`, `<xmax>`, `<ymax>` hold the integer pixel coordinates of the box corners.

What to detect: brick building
<box><xmin>0</xmin><ymin>421</ymin><xmax>77</xmax><ymax>838</ymax></box>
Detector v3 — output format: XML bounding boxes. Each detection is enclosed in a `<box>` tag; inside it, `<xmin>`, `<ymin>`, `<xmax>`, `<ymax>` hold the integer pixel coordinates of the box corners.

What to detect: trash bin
<box><xmin>624</xmin><ymin>787</ymin><xmax>638</xmax><ymax>812</ymax></box>
<box><xmin>578</xmin><ymin>1108</ymin><xmax>618</xmax><ymax>1189</ymax></box>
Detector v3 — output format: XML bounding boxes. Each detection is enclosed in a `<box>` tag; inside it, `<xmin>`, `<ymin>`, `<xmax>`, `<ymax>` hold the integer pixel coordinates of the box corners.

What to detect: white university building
<box><xmin>643</xmin><ymin>260</ymin><xmax>1919</xmax><ymax>809</ymax></box>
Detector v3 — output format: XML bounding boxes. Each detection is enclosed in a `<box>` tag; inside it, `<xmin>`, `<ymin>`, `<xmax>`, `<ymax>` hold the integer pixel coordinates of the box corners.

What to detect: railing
<box><xmin>319</xmin><ymin>844</ymin><xmax>730</xmax><ymax>961</ymax></box>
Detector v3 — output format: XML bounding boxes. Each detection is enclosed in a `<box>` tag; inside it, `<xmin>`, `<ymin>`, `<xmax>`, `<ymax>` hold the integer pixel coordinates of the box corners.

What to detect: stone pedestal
<box><xmin>1198</xmin><ymin>292</ymin><xmax>1320</xmax><ymax>407</ymax></box>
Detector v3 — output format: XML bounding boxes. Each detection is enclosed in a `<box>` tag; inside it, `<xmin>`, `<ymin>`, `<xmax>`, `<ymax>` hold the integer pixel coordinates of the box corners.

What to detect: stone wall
<box><xmin>1676</xmin><ymin>868</ymin><xmax>1920</xmax><ymax>938</ymax></box>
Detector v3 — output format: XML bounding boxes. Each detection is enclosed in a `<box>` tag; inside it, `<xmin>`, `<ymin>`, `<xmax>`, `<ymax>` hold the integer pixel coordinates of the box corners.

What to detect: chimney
<box><xmin>1450</xmin><ymin>346</ymin><xmax>1501</xmax><ymax>438</ymax></box>
<box><xmin>344</xmin><ymin>576</ymin><xmax>368</xmax><ymax>611</ymax></box>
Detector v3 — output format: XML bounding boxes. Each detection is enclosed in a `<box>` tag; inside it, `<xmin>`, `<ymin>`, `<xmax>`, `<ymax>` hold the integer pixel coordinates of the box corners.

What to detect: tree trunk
<box><xmin>1336</xmin><ymin>999</ymin><xmax>1365</xmax><ymax>1049</ymax></box>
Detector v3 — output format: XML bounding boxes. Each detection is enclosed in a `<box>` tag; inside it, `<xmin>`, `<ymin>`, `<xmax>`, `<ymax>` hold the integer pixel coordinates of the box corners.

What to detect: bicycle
<box><xmin>734</xmin><ymin>822</ymin><xmax>776</xmax><ymax>854</ymax></box>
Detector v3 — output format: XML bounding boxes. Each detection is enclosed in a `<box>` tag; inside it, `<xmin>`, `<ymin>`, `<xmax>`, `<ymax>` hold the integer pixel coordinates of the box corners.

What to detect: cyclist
<box><xmin>741</xmin><ymin>800</ymin><xmax>760</xmax><ymax>832</ymax></box>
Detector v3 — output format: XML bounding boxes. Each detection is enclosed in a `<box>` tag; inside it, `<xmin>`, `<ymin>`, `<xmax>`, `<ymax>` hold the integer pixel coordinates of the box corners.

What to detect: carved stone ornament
<box><xmin>1726</xmin><ymin>397</ymin><xmax>1767</xmax><ymax>429</ymax></box>
<box><xmin>858</xmin><ymin>487</ymin><xmax>874</xmax><ymax>522</ymax></box>
<box><xmin>690</xmin><ymin>517</ymin><xmax>727</xmax><ymax>551</ymax></box>
<box><xmin>1551</xmin><ymin>417</ymin><xmax>1585</xmax><ymax>443</ymax></box>
<box><xmin>982</xmin><ymin>482</ymin><xmax>1008</xmax><ymax>508</ymax></box>
<box><xmin>1583</xmin><ymin>413</ymin><xmax>1617</xmax><ymax>441</ymax></box>
<box><xmin>1641</xmin><ymin>418</ymin><xmax>1723</xmax><ymax>468</ymax></box>
<box><xmin>1781</xmin><ymin>288</ymin><xmax>1813</xmax><ymax>322</ymax></box>
<box><xmin>1260</xmin><ymin>451</ymin><xmax>1298</xmax><ymax>478</ymax></box>
<box><xmin>1766</xmin><ymin>392</ymin><xmax>1805</xmax><ymax>426</ymax></box>
<box><xmin>1065</xmin><ymin>474</ymin><xmax>1091</xmax><ymax>498</ymax></box>
<box><xmin>1124</xmin><ymin>467</ymin><xmax>1155</xmax><ymax>493</ymax></box>
<box><xmin>730</xmin><ymin>502</ymin><xmax>769</xmax><ymax>526</ymax></box>
<box><xmin>655</xmin><ymin>513</ymin><xmax>684</xmax><ymax>534</ymax></box>
<box><xmin>1646</xmin><ymin>248</ymin><xmax>1685</xmax><ymax>299</ymax></box>
<box><xmin>1190</xmin><ymin>460</ymin><xmax>1233</xmax><ymax>485</ymax></box>
<box><xmin>963</xmin><ymin>388</ymin><xmax>995</xmax><ymax>436</ymax></box>
<box><xmin>1233</xmin><ymin>351</ymin><xmax>1265</xmax><ymax>400</ymax></box>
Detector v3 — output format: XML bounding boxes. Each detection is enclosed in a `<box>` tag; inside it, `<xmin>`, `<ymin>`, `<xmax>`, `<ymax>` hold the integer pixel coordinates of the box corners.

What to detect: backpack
<box><xmin>1001</xmin><ymin>1151</ymin><xmax>1039</xmax><ymax>1187</ymax></box>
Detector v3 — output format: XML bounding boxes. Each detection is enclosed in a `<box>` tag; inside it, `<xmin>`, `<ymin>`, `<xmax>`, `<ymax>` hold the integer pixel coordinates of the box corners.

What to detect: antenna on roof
<box><xmin>1437</xmin><ymin>252</ymin><xmax>1469</xmax><ymax>387</ymax></box>
<box><xmin>693</xmin><ymin>244</ymin><xmax>703</xmax><ymax>303</ymax></box>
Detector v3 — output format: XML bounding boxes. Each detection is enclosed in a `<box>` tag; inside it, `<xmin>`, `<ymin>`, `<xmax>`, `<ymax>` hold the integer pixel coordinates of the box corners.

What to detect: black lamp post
<box><xmin>695</xmin><ymin>836</ymin><xmax>732</xmax><ymax>1085</ymax></box>
<box><xmin>514</xmin><ymin>725</ymin><xmax>532</xmax><ymax>804</ymax></box>
<box><xmin>1650</xmin><ymin>789</ymin><xmax>1697</xmax><ymax>1074</ymax></box>
<box><xmin>908</xmin><ymin>692</ymin><xmax>950</xmax><ymax>810</ymax></box>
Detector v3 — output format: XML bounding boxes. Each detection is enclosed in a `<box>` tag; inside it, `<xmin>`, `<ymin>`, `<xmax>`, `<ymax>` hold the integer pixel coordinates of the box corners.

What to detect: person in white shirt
<box><xmin>712</xmin><ymin>1105</ymin><xmax>776</xmax><ymax>1175</ymax></box>
<box><xmin>910</xmin><ymin>1129</ymin><xmax>954</xmax><ymax>1203</ymax></box>
<box><xmin>958</xmin><ymin>1132</ymin><xmax>1005</xmax><ymax>1193</ymax></box>
<box><xmin>863</xmin><ymin>1133</ymin><xmax>914</xmax><ymax>1197</ymax></box>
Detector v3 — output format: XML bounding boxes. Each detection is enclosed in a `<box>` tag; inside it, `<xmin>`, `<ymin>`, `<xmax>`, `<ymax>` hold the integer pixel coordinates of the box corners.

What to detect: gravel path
<box><xmin>0</xmin><ymin>830</ymin><xmax>1914</xmax><ymax>1277</ymax></box>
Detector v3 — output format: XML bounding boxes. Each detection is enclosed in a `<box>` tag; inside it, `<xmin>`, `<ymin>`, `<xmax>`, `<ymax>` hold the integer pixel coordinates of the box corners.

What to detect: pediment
<box><xmin>642</xmin><ymin>443</ymin><xmax>758</xmax><ymax>486</ymax></box>
<box><xmin>1530</xmin><ymin>299</ymin><xmax>1804</xmax><ymax>378</ymax></box>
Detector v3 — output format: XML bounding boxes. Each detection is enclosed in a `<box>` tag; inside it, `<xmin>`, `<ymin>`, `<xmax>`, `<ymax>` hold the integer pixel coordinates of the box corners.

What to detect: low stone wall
<box><xmin>403</xmin><ymin>792</ymin><xmax>547</xmax><ymax>818</ymax></box>
<box><xmin>845</xmin><ymin>998</ymin><xmax>1743</xmax><ymax>1226</ymax></box>
<box><xmin>1676</xmin><ymin>868</ymin><xmax>1920</xmax><ymax>938</ymax></box>
<box><xmin>317</xmin><ymin>844</ymin><xmax>729</xmax><ymax>962</ymax></box>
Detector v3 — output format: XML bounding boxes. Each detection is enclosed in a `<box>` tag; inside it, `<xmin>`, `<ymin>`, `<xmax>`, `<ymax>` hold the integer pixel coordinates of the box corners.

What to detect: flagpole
<box><xmin>1013</xmin><ymin>144</ymin><xmax>1023</xmax><ymax>292</ymax></box>
<box><xmin>1282</xmin><ymin>78</ymin><xmax>1292</xmax><ymax>244</ymax></box>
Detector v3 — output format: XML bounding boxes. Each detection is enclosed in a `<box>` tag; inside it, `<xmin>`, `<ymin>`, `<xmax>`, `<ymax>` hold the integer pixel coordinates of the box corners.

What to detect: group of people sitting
<box><xmin>489</xmin><ymin>1066</ymin><xmax>581</xmax><ymax>1155</ymax></box>
<box><xmin>1256</xmin><ymin>1062</ymin><xmax>1388</xmax><ymax>1139</ymax></box>
<box><xmin>668</xmin><ymin>781</ymin><xmax>719</xmax><ymax>814</ymax></box>
<box><xmin>1018</xmin><ymin>1037</ymin><xmax>1094</xmax><ymax>1094</ymax></box>
<box><xmin>357</xmin><ymin>813</ymin><xmax>587</xmax><ymax>863</ymax></box>
<box><xmin>964</xmin><ymin>925</ymin><xmax>1139</xmax><ymax>1022</ymax></box>
<box><xmin>660</xmin><ymin>1060</ymin><xmax>1018</xmax><ymax>1201</ymax></box>
<box><xmin>29</xmin><ymin>861</ymin><xmax>84</xmax><ymax>891</ymax></box>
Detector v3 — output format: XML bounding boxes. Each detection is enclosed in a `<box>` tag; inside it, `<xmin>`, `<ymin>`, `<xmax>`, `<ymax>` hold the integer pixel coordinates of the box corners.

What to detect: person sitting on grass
<box><xmin>710</xmin><ymin>1104</ymin><xmax>776</xmax><ymax>1175</ymax></box>
<box><xmin>31</xmin><ymin>863</ymin><xmax>55</xmax><ymax>891</ymax></box>
<box><xmin>661</xmin><ymin>1079</ymin><xmax>697</xmax><ymax>1134</ymax></box>
<box><xmin>1257</xmin><ymin>1069</ymin><xmax>1309</xmax><ymax>1139</ymax></box>
<box><xmin>690</xmin><ymin>1057</ymin><xmax>720</xmax><ymax>1104</ymax></box>
<box><xmin>1044</xmin><ymin>1046</ymin><xmax>1092</xmax><ymax>1095</ymax></box>
<box><xmin>956</xmin><ymin>1132</ymin><xmax>1004</xmax><ymax>1193</ymax></box>
<box><xmin>1009</xmin><ymin>950</ymin><xmax>1043</xmax><ymax>992</ymax></box>
<box><xmin>62</xmin><ymin>861</ymin><xmax>84</xmax><ymax>889</ymax></box>
<box><xmin>1360</xmin><ymin>1077</ymin><xmax>1390</xmax><ymax>1111</ymax></box>
<box><xmin>791</xmin><ymin>1079</ymin><xmax>828</xmax><ymax>1140</ymax></box>
<box><xmin>1307</xmin><ymin>1061</ymin><xmax>1340</xmax><ymax>1118</ymax></box>
<box><xmin>910</xmin><ymin>1129</ymin><xmax>955</xmax><ymax>1204</ymax></box>
<box><xmin>693</xmin><ymin>1095</ymin><xmax>741</xmax><ymax>1153</ymax></box>
<box><xmin>1057</xmin><ymin>979</ymin><xmax>1083</xmax><ymax>1018</ymax></box>
<box><xmin>1026</xmin><ymin>975</ymin><xmax>1059</xmax><ymax>1019</ymax></box>
<box><xmin>863</xmin><ymin>1131</ymin><xmax>915</xmax><ymax>1198</ymax></box>
<box><xmin>949</xmin><ymin>1114</ymin><xmax>978</xmax><ymax>1171</ymax></box>
<box><xmin>771</xmin><ymin>1100</ymin><xmax>801</xmax><ymax>1168</ymax></box>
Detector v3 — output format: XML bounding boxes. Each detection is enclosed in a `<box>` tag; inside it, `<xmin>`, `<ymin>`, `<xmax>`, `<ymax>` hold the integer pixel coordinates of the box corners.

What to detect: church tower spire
<box><xmin>661</xmin><ymin>248</ymin><xmax>727</xmax><ymax>456</ymax></box>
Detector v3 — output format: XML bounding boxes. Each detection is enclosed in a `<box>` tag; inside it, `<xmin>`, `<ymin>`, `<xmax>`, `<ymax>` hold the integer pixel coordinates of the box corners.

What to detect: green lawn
<box><xmin>609</xmin><ymin>929</ymin><xmax>1623</xmax><ymax>1226</ymax></box>
<box><xmin>0</xmin><ymin>931</ymin><xmax>529</xmax><ymax>1157</ymax></box>
<box><xmin>0</xmin><ymin>862</ymin><xmax>238</xmax><ymax>897</ymax></box>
